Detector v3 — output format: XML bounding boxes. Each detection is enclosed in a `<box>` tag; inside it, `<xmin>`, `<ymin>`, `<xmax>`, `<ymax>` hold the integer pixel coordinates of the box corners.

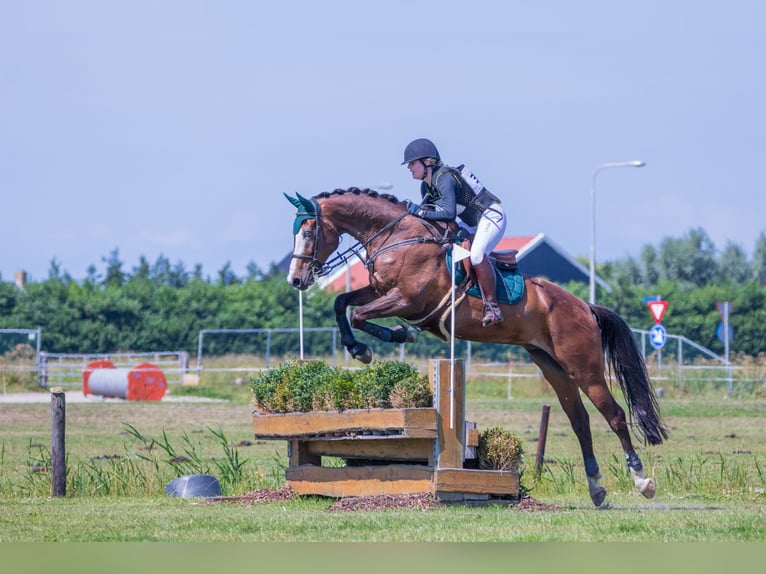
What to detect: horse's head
<box><xmin>284</xmin><ymin>193</ymin><xmax>341</xmax><ymax>290</ymax></box>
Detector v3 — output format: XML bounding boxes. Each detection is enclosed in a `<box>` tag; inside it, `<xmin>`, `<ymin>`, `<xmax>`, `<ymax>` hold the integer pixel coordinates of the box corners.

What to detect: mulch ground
<box><xmin>202</xmin><ymin>486</ymin><xmax>561</xmax><ymax>512</ymax></box>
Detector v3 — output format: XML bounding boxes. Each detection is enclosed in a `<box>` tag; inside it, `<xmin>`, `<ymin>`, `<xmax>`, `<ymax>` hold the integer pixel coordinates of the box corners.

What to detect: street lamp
<box><xmin>590</xmin><ymin>160</ymin><xmax>646</xmax><ymax>305</ymax></box>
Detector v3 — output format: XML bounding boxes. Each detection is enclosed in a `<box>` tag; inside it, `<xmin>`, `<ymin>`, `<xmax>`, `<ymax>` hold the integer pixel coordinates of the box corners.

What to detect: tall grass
<box><xmin>1</xmin><ymin>425</ymin><xmax>284</xmax><ymax>498</ymax></box>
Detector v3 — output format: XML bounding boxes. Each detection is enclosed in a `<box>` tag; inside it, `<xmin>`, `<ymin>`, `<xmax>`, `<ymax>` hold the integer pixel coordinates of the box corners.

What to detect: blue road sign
<box><xmin>649</xmin><ymin>324</ymin><xmax>667</xmax><ymax>349</ymax></box>
<box><xmin>716</xmin><ymin>322</ymin><xmax>734</xmax><ymax>344</ymax></box>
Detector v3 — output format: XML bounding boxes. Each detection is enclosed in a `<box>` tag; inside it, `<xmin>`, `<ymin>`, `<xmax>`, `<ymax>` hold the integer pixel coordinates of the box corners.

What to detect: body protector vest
<box><xmin>430</xmin><ymin>165</ymin><xmax>501</xmax><ymax>228</ymax></box>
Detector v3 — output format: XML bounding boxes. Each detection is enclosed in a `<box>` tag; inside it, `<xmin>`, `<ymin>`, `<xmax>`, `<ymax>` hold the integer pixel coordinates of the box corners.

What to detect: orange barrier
<box><xmin>83</xmin><ymin>360</ymin><xmax>167</xmax><ymax>401</ymax></box>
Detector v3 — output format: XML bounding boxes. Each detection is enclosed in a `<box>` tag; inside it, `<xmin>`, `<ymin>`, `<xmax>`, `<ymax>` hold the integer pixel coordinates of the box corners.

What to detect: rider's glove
<box><xmin>407</xmin><ymin>202</ymin><xmax>422</xmax><ymax>216</ymax></box>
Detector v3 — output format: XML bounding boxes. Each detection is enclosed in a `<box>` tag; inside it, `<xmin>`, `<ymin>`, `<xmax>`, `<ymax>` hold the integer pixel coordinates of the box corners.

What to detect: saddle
<box><xmin>450</xmin><ymin>240</ymin><xmax>524</xmax><ymax>306</ymax></box>
<box><xmin>458</xmin><ymin>239</ymin><xmax>518</xmax><ymax>276</ymax></box>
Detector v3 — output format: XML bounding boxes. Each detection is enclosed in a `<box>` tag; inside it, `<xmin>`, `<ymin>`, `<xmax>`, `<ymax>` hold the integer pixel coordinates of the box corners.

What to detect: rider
<box><xmin>402</xmin><ymin>138</ymin><xmax>507</xmax><ymax>326</ymax></box>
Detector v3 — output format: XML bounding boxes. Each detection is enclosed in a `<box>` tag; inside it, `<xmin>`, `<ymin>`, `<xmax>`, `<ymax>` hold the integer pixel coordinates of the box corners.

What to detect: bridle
<box><xmin>291</xmin><ymin>197</ymin><xmax>456</xmax><ymax>279</ymax></box>
<box><xmin>289</xmin><ymin>198</ymin><xmax>344</xmax><ymax>277</ymax></box>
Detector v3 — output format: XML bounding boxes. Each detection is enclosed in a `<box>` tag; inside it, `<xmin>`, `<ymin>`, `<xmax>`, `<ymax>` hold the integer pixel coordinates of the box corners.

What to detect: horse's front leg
<box><xmin>333</xmin><ymin>286</ymin><xmax>379</xmax><ymax>363</ymax></box>
<box><xmin>335</xmin><ymin>286</ymin><xmax>421</xmax><ymax>363</ymax></box>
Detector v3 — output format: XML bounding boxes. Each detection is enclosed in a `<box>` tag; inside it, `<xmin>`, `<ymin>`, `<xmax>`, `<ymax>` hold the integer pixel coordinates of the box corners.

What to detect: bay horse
<box><xmin>284</xmin><ymin>187</ymin><xmax>668</xmax><ymax>507</ymax></box>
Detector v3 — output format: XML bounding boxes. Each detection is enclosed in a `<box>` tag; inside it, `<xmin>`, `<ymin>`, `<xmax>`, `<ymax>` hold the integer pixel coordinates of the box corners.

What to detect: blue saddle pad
<box><xmin>445</xmin><ymin>251</ymin><xmax>525</xmax><ymax>305</ymax></box>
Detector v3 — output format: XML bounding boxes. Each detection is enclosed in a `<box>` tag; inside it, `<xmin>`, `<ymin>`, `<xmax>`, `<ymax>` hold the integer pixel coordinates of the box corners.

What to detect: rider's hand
<box><xmin>407</xmin><ymin>202</ymin><xmax>422</xmax><ymax>216</ymax></box>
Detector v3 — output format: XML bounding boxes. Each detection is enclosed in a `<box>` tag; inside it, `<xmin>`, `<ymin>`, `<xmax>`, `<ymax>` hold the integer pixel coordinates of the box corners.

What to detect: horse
<box><xmin>284</xmin><ymin>187</ymin><xmax>668</xmax><ymax>507</ymax></box>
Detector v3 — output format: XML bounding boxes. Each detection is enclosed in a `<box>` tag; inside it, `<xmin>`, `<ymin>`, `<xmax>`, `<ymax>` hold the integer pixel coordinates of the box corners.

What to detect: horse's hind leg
<box><xmin>527</xmin><ymin>349</ymin><xmax>607</xmax><ymax>507</ymax></box>
<box><xmin>579</xmin><ymin>379</ymin><xmax>656</xmax><ymax>499</ymax></box>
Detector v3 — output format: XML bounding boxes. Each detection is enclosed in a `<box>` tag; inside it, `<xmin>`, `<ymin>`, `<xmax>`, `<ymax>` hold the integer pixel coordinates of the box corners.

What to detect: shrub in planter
<box><xmin>354</xmin><ymin>360</ymin><xmax>424</xmax><ymax>408</ymax></box>
<box><xmin>388</xmin><ymin>374</ymin><xmax>433</xmax><ymax>409</ymax></box>
<box><xmin>250</xmin><ymin>359</ymin><xmax>432</xmax><ymax>414</ymax></box>
<box><xmin>311</xmin><ymin>368</ymin><xmax>362</xmax><ymax>411</ymax></box>
<box><xmin>250</xmin><ymin>359</ymin><xmax>335</xmax><ymax>414</ymax></box>
<box><xmin>478</xmin><ymin>426</ymin><xmax>524</xmax><ymax>472</ymax></box>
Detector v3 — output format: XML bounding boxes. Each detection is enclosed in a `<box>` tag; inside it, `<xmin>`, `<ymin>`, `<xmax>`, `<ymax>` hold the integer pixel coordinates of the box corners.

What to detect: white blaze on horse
<box><xmin>285</xmin><ymin>187</ymin><xmax>668</xmax><ymax>507</ymax></box>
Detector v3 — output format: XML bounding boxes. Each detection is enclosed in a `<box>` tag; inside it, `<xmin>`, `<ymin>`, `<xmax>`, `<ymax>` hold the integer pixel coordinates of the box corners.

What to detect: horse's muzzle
<box><xmin>287</xmin><ymin>272</ymin><xmax>314</xmax><ymax>291</ymax></box>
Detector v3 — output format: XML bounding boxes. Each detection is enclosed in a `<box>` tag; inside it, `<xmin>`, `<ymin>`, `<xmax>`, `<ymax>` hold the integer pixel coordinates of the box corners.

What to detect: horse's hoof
<box><xmin>630</xmin><ymin>467</ymin><xmax>656</xmax><ymax>499</ymax></box>
<box><xmin>358</xmin><ymin>347</ymin><xmax>373</xmax><ymax>363</ymax></box>
<box><xmin>587</xmin><ymin>473</ymin><xmax>607</xmax><ymax>507</ymax></box>
<box><xmin>638</xmin><ymin>477</ymin><xmax>656</xmax><ymax>499</ymax></box>
<box><xmin>590</xmin><ymin>486</ymin><xmax>607</xmax><ymax>507</ymax></box>
<box><xmin>352</xmin><ymin>344</ymin><xmax>372</xmax><ymax>364</ymax></box>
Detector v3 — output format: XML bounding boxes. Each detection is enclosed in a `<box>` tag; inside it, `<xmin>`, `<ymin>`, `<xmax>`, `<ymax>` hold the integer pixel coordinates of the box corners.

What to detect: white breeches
<box><xmin>468</xmin><ymin>203</ymin><xmax>506</xmax><ymax>265</ymax></box>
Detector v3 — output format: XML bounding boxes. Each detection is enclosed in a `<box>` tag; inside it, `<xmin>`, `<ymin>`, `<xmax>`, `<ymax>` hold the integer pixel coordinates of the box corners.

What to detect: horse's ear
<box><xmin>295</xmin><ymin>192</ymin><xmax>315</xmax><ymax>213</ymax></box>
<box><xmin>284</xmin><ymin>193</ymin><xmax>304</xmax><ymax>210</ymax></box>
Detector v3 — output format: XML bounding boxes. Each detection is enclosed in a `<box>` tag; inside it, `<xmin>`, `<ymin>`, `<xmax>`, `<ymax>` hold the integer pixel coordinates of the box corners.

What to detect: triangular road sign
<box><xmin>647</xmin><ymin>300</ymin><xmax>668</xmax><ymax>324</ymax></box>
<box><xmin>716</xmin><ymin>301</ymin><xmax>733</xmax><ymax>321</ymax></box>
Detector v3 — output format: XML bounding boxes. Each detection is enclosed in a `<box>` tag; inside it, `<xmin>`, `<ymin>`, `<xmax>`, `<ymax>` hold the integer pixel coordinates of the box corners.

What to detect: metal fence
<box><xmin>633</xmin><ymin>329</ymin><xmax>741</xmax><ymax>392</ymax></box>
<box><xmin>3</xmin><ymin>325</ymin><xmax>762</xmax><ymax>394</ymax></box>
<box><xmin>196</xmin><ymin>327</ymin><xmax>341</xmax><ymax>371</ymax></box>
<box><xmin>194</xmin><ymin>327</ymin><xmax>761</xmax><ymax>394</ymax></box>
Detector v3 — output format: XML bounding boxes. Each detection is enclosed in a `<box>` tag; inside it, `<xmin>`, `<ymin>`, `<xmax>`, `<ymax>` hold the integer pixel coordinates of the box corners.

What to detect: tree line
<box><xmin>1</xmin><ymin>227</ymin><xmax>765</xmax><ymax>360</ymax></box>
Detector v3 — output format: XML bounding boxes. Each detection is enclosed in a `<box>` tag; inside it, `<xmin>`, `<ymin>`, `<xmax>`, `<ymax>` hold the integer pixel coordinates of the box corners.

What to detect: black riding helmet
<box><xmin>401</xmin><ymin>138</ymin><xmax>440</xmax><ymax>165</ymax></box>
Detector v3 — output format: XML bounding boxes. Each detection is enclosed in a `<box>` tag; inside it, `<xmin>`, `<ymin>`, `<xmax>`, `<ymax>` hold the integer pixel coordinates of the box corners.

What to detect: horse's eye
<box><xmin>302</xmin><ymin>230</ymin><xmax>314</xmax><ymax>240</ymax></box>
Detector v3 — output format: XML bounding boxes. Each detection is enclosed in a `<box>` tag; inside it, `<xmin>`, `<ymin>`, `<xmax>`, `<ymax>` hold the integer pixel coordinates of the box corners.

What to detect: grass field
<box><xmin>1</xmin><ymin>372</ymin><xmax>764</xmax><ymax>544</ymax></box>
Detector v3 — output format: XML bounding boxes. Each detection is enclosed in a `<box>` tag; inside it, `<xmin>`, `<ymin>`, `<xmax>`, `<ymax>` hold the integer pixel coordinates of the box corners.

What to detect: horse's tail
<box><xmin>590</xmin><ymin>304</ymin><xmax>669</xmax><ymax>446</ymax></box>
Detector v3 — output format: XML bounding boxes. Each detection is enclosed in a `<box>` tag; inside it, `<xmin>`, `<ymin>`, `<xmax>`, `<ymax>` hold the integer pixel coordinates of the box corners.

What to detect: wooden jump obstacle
<box><xmin>251</xmin><ymin>359</ymin><xmax>519</xmax><ymax>501</ymax></box>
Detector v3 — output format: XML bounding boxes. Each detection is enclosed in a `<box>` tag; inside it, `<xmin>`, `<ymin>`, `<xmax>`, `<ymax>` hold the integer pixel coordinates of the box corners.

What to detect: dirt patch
<box><xmin>513</xmin><ymin>496</ymin><xmax>562</xmax><ymax>511</ymax></box>
<box><xmin>202</xmin><ymin>487</ymin><xmax>560</xmax><ymax>512</ymax></box>
<box><xmin>328</xmin><ymin>492</ymin><xmax>441</xmax><ymax>511</ymax></box>
<box><xmin>202</xmin><ymin>486</ymin><xmax>296</xmax><ymax>505</ymax></box>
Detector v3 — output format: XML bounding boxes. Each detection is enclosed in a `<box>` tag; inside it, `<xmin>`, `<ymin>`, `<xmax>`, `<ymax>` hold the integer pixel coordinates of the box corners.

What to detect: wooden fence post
<box><xmin>535</xmin><ymin>403</ymin><xmax>551</xmax><ymax>476</ymax></box>
<box><xmin>50</xmin><ymin>387</ymin><xmax>66</xmax><ymax>497</ymax></box>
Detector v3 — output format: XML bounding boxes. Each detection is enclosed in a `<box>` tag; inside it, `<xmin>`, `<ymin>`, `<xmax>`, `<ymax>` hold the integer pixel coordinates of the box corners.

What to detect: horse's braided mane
<box><xmin>315</xmin><ymin>187</ymin><xmax>404</xmax><ymax>206</ymax></box>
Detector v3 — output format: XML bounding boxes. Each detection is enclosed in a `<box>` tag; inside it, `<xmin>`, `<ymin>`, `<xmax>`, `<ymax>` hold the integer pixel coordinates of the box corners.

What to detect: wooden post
<box><xmin>535</xmin><ymin>403</ymin><xmax>551</xmax><ymax>476</ymax></box>
<box><xmin>50</xmin><ymin>387</ymin><xmax>66</xmax><ymax>497</ymax></box>
<box><xmin>431</xmin><ymin>359</ymin><xmax>465</xmax><ymax>469</ymax></box>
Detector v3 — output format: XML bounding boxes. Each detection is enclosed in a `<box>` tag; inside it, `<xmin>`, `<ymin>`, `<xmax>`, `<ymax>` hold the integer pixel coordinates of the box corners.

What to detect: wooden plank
<box><xmin>252</xmin><ymin>408</ymin><xmax>437</xmax><ymax>439</ymax></box>
<box><xmin>435</xmin><ymin>468</ymin><xmax>519</xmax><ymax>496</ymax></box>
<box><xmin>302</xmin><ymin>438</ymin><xmax>434</xmax><ymax>464</ymax></box>
<box><xmin>286</xmin><ymin>465</ymin><xmax>435</xmax><ymax>497</ymax></box>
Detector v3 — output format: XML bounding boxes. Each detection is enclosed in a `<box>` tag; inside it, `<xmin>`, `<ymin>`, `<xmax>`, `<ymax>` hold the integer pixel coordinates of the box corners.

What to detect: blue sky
<box><xmin>2</xmin><ymin>1</ymin><xmax>764</xmax><ymax>281</ymax></box>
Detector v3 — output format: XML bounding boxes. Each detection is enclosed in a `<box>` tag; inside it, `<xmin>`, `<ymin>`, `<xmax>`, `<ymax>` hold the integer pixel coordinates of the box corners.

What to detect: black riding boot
<box><xmin>474</xmin><ymin>256</ymin><xmax>503</xmax><ymax>326</ymax></box>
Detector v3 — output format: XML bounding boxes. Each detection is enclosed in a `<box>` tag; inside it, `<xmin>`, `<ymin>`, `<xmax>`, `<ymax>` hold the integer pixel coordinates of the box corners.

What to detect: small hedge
<box><xmin>478</xmin><ymin>426</ymin><xmax>524</xmax><ymax>472</ymax></box>
<box><xmin>250</xmin><ymin>359</ymin><xmax>432</xmax><ymax>414</ymax></box>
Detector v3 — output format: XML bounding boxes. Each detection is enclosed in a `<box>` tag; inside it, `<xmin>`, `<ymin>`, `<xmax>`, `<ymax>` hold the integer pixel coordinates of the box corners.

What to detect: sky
<box><xmin>2</xmin><ymin>0</ymin><xmax>765</xmax><ymax>282</ymax></box>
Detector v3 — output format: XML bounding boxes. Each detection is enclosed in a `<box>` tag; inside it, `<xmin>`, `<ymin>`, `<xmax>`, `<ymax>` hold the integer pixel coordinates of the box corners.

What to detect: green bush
<box><xmin>250</xmin><ymin>359</ymin><xmax>432</xmax><ymax>414</ymax></box>
<box><xmin>478</xmin><ymin>426</ymin><xmax>524</xmax><ymax>472</ymax></box>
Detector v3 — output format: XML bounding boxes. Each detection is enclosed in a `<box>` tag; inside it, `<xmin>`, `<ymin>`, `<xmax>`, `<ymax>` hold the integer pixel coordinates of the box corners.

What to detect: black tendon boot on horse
<box><xmin>473</xmin><ymin>256</ymin><xmax>503</xmax><ymax>326</ymax></box>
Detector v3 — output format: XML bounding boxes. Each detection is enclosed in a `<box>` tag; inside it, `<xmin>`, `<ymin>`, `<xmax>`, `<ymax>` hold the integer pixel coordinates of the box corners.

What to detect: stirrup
<box><xmin>482</xmin><ymin>302</ymin><xmax>504</xmax><ymax>326</ymax></box>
